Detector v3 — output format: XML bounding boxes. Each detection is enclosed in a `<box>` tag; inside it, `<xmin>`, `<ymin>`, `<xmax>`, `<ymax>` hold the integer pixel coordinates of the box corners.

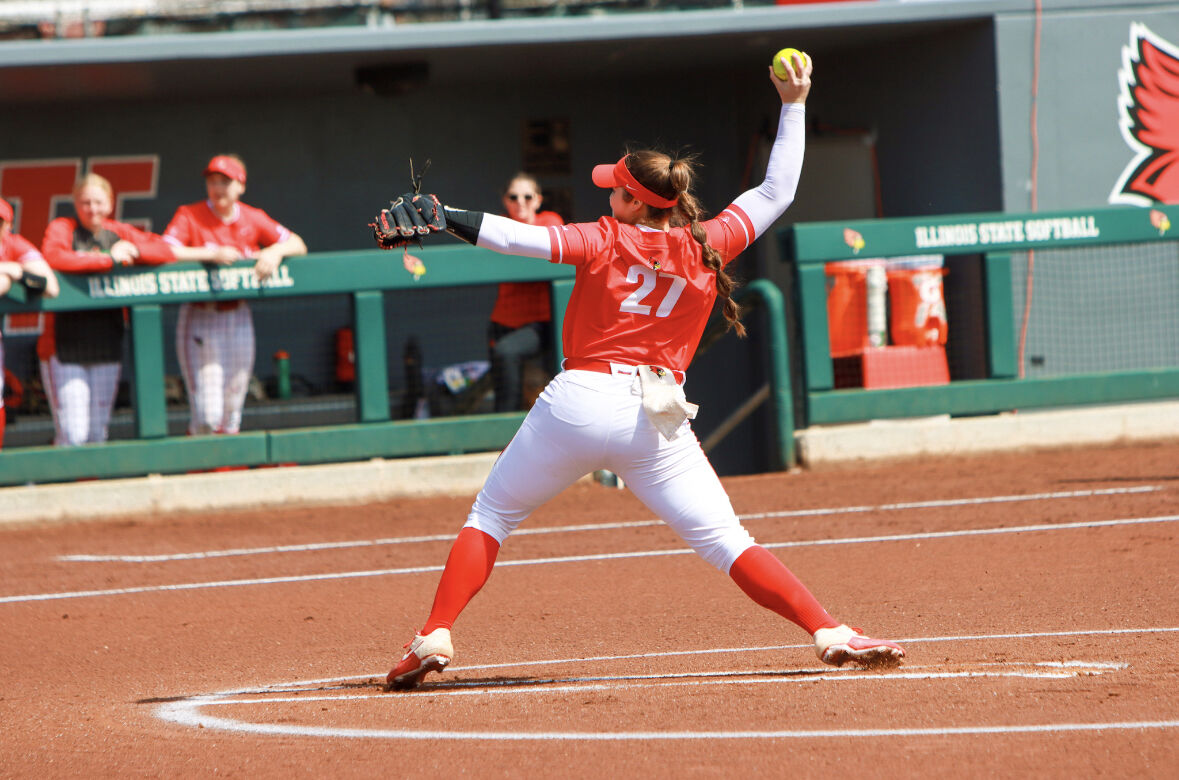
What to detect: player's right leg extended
<box><xmin>387</xmin><ymin>375</ymin><xmax>603</xmax><ymax>690</ymax></box>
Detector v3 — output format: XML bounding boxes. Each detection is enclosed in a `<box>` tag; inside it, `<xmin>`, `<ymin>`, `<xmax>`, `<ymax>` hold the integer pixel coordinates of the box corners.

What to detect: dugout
<box><xmin>1</xmin><ymin>0</ymin><xmax>1176</xmax><ymax>476</ymax></box>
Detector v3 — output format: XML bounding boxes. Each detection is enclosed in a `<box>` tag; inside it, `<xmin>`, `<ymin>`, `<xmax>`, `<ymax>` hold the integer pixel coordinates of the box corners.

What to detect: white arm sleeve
<box><xmin>475</xmin><ymin>214</ymin><xmax>554</xmax><ymax>260</ymax></box>
<box><xmin>730</xmin><ymin>103</ymin><xmax>806</xmax><ymax>238</ymax></box>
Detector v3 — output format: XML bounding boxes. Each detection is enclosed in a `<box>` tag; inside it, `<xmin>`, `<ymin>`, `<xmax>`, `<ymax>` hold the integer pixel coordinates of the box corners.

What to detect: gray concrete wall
<box><xmin>995</xmin><ymin>6</ymin><xmax>1179</xmax><ymax>211</ymax></box>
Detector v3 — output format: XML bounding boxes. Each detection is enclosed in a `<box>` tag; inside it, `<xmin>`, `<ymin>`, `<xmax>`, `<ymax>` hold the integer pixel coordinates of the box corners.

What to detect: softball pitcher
<box><xmin>163</xmin><ymin>155</ymin><xmax>306</xmax><ymax>435</ymax></box>
<box><xmin>379</xmin><ymin>52</ymin><xmax>905</xmax><ymax>690</ymax></box>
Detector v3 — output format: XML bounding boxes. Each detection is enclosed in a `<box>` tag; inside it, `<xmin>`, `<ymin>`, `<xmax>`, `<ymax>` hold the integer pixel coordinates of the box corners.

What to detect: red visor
<box><xmin>591</xmin><ymin>157</ymin><xmax>678</xmax><ymax>209</ymax></box>
<box><xmin>0</xmin><ymin>198</ymin><xmax>11</xmax><ymax>223</ymax></box>
<box><xmin>204</xmin><ymin>155</ymin><xmax>246</xmax><ymax>184</ymax></box>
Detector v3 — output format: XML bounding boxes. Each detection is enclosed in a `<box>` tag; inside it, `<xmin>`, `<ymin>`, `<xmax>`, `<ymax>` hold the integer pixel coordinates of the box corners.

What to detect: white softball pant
<box><xmin>176</xmin><ymin>302</ymin><xmax>255</xmax><ymax>435</ymax></box>
<box><xmin>465</xmin><ymin>368</ymin><xmax>757</xmax><ymax>572</ymax></box>
<box><xmin>40</xmin><ymin>356</ymin><xmax>121</xmax><ymax>446</ymax></box>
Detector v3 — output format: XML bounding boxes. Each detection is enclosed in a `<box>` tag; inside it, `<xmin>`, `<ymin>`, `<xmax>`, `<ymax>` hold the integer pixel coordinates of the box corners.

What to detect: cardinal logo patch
<box><xmin>843</xmin><ymin>228</ymin><xmax>865</xmax><ymax>254</ymax></box>
<box><xmin>1110</xmin><ymin>24</ymin><xmax>1179</xmax><ymax>206</ymax></box>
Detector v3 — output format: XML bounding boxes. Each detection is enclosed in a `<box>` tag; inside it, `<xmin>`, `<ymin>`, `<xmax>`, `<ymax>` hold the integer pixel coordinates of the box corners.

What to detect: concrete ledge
<box><xmin>796</xmin><ymin>400</ymin><xmax>1179</xmax><ymax>466</ymax></box>
<box><xmin>0</xmin><ymin>451</ymin><xmax>503</xmax><ymax>528</ymax></box>
<box><xmin>5</xmin><ymin>400</ymin><xmax>1178</xmax><ymax>527</ymax></box>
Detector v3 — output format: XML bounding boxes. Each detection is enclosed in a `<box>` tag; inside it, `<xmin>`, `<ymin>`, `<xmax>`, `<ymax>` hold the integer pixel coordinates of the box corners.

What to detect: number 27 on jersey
<box><xmin>619</xmin><ymin>264</ymin><xmax>687</xmax><ymax>318</ymax></box>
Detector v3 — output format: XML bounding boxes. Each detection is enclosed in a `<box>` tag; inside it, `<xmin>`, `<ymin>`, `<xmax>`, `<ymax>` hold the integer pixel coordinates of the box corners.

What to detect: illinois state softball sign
<box><xmin>84</xmin><ymin>265</ymin><xmax>295</xmax><ymax>300</ymax></box>
<box><xmin>1111</xmin><ymin>23</ymin><xmax>1179</xmax><ymax>206</ymax></box>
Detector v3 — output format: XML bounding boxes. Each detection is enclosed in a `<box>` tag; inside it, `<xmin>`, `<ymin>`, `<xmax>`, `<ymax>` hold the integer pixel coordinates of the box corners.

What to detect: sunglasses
<box><xmin>507</xmin><ymin>193</ymin><xmax>535</xmax><ymax>202</ymax></box>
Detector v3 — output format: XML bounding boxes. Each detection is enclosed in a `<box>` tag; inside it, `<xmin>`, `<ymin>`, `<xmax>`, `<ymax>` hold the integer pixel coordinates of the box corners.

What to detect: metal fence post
<box><xmin>130</xmin><ymin>304</ymin><xmax>168</xmax><ymax>439</ymax></box>
<box><xmin>353</xmin><ymin>290</ymin><xmax>390</xmax><ymax>423</ymax></box>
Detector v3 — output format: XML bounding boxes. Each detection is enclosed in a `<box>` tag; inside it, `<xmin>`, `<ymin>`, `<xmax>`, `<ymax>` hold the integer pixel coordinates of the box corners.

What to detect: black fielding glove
<box><xmin>371</xmin><ymin>192</ymin><xmax>446</xmax><ymax>250</ymax></box>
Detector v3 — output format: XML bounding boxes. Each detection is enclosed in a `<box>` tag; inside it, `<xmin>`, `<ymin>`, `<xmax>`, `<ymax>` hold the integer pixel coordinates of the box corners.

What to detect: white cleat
<box><xmin>386</xmin><ymin>627</ymin><xmax>453</xmax><ymax>690</ymax></box>
<box><xmin>814</xmin><ymin>624</ymin><xmax>905</xmax><ymax>669</ymax></box>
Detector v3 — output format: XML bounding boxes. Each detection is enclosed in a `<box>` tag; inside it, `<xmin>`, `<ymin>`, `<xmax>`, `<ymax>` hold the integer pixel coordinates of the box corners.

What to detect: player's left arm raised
<box><xmin>704</xmin><ymin>51</ymin><xmax>814</xmax><ymax>260</ymax></box>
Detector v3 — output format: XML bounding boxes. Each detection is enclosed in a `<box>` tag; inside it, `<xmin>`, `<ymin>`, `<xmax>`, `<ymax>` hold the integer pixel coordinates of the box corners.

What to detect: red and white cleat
<box><xmin>814</xmin><ymin>625</ymin><xmax>905</xmax><ymax>669</ymax></box>
<box><xmin>386</xmin><ymin>628</ymin><xmax>453</xmax><ymax>690</ymax></box>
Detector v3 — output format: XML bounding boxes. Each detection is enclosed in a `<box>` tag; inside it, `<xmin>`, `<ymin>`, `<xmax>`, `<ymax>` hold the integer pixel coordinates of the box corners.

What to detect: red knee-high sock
<box><xmin>729</xmin><ymin>545</ymin><xmax>839</xmax><ymax>635</ymax></box>
<box><xmin>421</xmin><ymin>527</ymin><xmax>500</xmax><ymax>634</ymax></box>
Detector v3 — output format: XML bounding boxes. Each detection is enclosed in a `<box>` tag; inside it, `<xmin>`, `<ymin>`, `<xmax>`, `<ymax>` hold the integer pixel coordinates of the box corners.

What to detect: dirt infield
<box><xmin>2</xmin><ymin>440</ymin><xmax>1177</xmax><ymax>777</ymax></box>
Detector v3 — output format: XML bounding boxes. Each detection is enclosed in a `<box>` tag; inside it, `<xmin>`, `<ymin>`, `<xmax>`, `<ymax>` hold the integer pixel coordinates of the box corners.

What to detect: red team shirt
<box><xmin>1</xmin><ymin>231</ymin><xmax>42</xmax><ymax>349</ymax></box>
<box><xmin>164</xmin><ymin>201</ymin><xmax>290</xmax><ymax>256</ymax></box>
<box><xmin>41</xmin><ymin>218</ymin><xmax>174</xmax><ymax>272</ymax></box>
<box><xmin>490</xmin><ymin>210</ymin><xmax>565</xmax><ymax>329</ymax></box>
<box><xmin>544</xmin><ymin>205</ymin><xmax>757</xmax><ymax>374</ymax></box>
<box><xmin>2</xmin><ymin>233</ymin><xmax>42</xmax><ymax>425</ymax></box>
<box><xmin>38</xmin><ymin>218</ymin><xmax>175</xmax><ymax>361</ymax></box>
<box><xmin>1</xmin><ymin>232</ymin><xmax>42</xmax><ymax>267</ymax></box>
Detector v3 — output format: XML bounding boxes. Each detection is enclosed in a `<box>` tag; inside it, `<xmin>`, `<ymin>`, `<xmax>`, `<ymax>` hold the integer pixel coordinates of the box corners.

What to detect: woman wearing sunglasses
<box><xmin>486</xmin><ymin>174</ymin><xmax>565</xmax><ymax>412</ymax></box>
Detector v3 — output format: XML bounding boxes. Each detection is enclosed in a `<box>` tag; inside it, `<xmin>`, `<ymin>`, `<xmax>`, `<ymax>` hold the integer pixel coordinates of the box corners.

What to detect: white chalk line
<box><xmin>152</xmin><ymin>642</ymin><xmax>1174</xmax><ymax>741</ymax></box>
<box><xmin>212</xmin><ymin>628</ymin><xmax>1179</xmax><ymax>688</ymax></box>
<box><xmin>59</xmin><ymin>485</ymin><xmax>1160</xmax><ymax>563</ymax></box>
<box><xmin>209</xmin><ymin>661</ymin><xmax>1131</xmax><ymax>699</ymax></box>
<box><xmin>151</xmin><ymin>711</ymin><xmax>1179</xmax><ymax>741</ymax></box>
<box><xmin>186</xmin><ymin>666</ymin><xmax>1126</xmax><ymax>706</ymax></box>
<box><xmin>449</xmin><ymin>629</ymin><xmax>1178</xmax><ymax>674</ymax></box>
<box><xmin>7</xmin><ymin>511</ymin><xmax>1179</xmax><ymax>605</ymax></box>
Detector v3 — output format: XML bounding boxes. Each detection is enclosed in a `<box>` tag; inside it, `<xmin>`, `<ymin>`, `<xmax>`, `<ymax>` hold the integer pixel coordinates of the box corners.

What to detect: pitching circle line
<box><xmin>154</xmin><ymin>658</ymin><xmax>1179</xmax><ymax>741</ymax></box>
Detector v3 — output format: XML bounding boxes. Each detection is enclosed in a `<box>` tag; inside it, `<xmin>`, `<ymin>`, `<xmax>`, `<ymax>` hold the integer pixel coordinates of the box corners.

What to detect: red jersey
<box><xmin>1</xmin><ymin>231</ymin><xmax>44</xmax><ymax>348</ymax></box>
<box><xmin>164</xmin><ymin>201</ymin><xmax>290</xmax><ymax>255</ymax></box>
<box><xmin>42</xmin><ymin>218</ymin><xmax>174</xmax><ymax>273</ymax></box>
<box><xmin>490</xmin><ymin>210</ymin><xmax>564</xmax><ymax>329</ymax></box>
<box><xmin>39</xmin><ymin>218</ymin><xmax>173</xmax><ymax>362</ymax></box>
<box><xmin>545</xmin><ymin>208</ymin><xmax>755</xmax><ymax>373</ymax></box>
<box><xmin>1</xmin><ymin>232</ymin><xmax>42</xmax><ymax>266</ymax></box>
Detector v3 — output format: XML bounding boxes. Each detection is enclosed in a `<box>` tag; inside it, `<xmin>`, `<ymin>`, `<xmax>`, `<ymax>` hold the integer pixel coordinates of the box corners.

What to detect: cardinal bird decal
<box><xmin>1111</xmin><ymin>24</ymin><xmax>1179</xmax><ymax>206</ymax></box>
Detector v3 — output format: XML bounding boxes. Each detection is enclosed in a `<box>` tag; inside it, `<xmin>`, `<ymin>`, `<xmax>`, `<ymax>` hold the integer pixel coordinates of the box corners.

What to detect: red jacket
<box><xmin>42</xmin><ymin>217</ymin><xmax>174</xmax><ymax>273</ymax></box>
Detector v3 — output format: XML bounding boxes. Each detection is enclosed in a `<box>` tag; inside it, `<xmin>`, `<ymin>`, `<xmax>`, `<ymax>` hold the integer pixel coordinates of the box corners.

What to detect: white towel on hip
<box><xmin>638</xmin><ymin>365</ymin><xmax>698</xmax><ymax>440</ymax></box>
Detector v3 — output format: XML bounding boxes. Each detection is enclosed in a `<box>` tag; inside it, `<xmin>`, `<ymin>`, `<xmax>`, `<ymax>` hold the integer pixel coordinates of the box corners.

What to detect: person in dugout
<box><xmin>40</xmin><ymin>174</ymin><xmax>173</xmax><ymax>447</ymax></box>
<box><xmin>0</xmin><ymin>197</ymin><xmax>60</xmax><ymax>448</ymax></box>
<box><xmin>487</xmin><ymin>173</ymin><xmax>565</xmax><ymax>412</ymax></box>
<box><xmin>163</xmin><ymin>154</ymin><xmax>307</xmax><ymax>436</ymax></box>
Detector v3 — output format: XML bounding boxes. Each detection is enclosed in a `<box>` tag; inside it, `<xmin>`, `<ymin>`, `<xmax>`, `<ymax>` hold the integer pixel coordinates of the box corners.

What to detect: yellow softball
<box><xmin>772</xmin><ymin>48</ymin><xmax>810</xmax><ymax>80</ymax></box>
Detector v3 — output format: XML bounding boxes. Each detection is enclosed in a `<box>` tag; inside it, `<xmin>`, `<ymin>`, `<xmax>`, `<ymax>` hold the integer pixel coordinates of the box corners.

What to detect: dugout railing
<box><xmin>3</xmin><ymin>203</ymin><xmax>1176</xmax><ymax>486</ymax></box>
<box><xmin>0</xmin><ymin>246</ymin><xmax>799</xmax><ymax>485</ymax></box>
<box><xmin>0</xmin><ymin>248</ymin><xmax>575</xmax><ymax>486</ymax></box>
<box><xmin>782</xmin><ymin>203</ymin><xmax>1179</xmax><ymax>428</ymax></box>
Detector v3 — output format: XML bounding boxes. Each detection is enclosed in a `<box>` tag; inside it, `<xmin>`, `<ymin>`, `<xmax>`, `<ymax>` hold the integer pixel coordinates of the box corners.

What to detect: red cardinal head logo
<box><xmin>843</xmin><ymin>228</ymin><xmax>865</xmax><ymax>254</ymax></box>
<box><xmin>1111</xmin><ymin>24</ymin><xmax>1179</xmax><ymax>206</ymax></box>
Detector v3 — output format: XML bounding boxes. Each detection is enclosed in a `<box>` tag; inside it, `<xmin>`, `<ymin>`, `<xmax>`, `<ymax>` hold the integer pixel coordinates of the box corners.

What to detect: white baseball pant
<box><xmin>464</xmin><ymin>368</ymin><xmax>757</xmax><ymax>572</ymax></box>
<box><xmin>176</xmin><ymin>302</ymin><xmax>255</xmax><ymax>435</ymax></box>
<box><xmin>40</xmin><ymin>356</ymin><xmax>121</xmax><ymax>446</ymax></box>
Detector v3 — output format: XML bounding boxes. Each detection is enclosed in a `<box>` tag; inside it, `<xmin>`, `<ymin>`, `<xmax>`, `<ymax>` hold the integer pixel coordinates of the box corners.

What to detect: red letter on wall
<box><xmin>0</xmin><ymin>159</ymin><xmax>82</xmax><ymax>243</ymax></box>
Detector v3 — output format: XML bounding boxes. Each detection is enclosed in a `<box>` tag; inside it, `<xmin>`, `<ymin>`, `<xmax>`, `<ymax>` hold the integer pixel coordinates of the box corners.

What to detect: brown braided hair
<box><xmin>621</xmin><ymin>150</ymin><xmax>746</xmax><ymax>337</ymax></box>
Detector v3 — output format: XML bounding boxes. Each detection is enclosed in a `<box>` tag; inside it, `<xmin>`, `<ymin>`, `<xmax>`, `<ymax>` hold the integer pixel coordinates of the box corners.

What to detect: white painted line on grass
<box><xmin>7</xmin><ymin>512</ymin><xmax>1179</xmax><ymax>604</ymax></box>
<box><xmin>59</xmin><ymin>485</ymin><xmax>1161</xmax><ymax>563</ymax></box>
